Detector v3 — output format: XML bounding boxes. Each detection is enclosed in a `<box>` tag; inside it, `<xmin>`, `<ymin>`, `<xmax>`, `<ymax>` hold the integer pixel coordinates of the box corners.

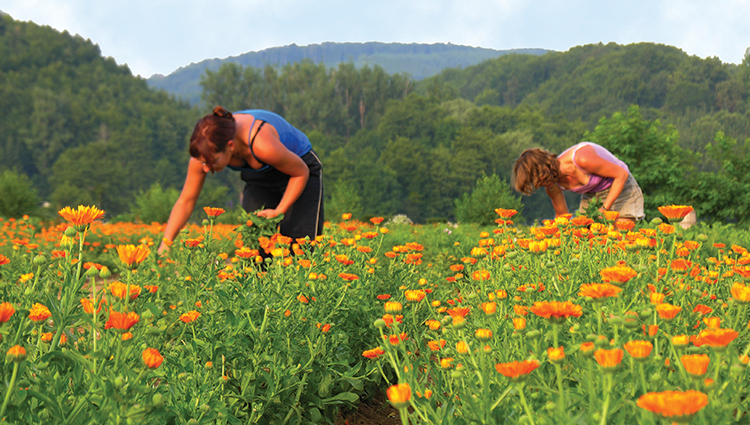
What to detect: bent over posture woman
<box><xmin>159</xmin><ymin>107</ymin><xmax>323</xmax><ymax>251</ymax></box>
<box><xmin>512</xmin><ymin>142</ymin><xmax>644</xmax><ymax>222</ymax></box>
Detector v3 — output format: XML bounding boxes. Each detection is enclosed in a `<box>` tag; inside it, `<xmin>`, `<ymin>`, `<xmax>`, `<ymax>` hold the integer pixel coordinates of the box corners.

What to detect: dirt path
<box><xmin>334</xmin><ymin>392</ymin><xmax>401</xmax><ymax>425</ymax></box>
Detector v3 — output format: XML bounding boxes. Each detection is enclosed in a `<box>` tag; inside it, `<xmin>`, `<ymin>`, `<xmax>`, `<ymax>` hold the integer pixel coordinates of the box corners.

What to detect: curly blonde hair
<box><xmin>512</xmin><ymin>148</ymin><xmax>561</xmax><ymax>196</ymax></box>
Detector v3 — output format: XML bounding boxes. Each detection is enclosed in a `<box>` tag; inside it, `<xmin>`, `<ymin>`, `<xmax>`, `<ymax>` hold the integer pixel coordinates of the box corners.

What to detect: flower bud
<box><xmin>525</xmin><ymin>330</ymin><xmax>541</xmax><ymax>339</ymax></box>
<box><xmin>64</xmin><ymin>227</ymin><xmax>77</xmax><ymax>237</ymax></box>
<box><xmin>608</xmin><ymin>316</ymin><xmax>624</xmax><ymax>327</ymax></box>
<box><xmin>99</xmin><ymin>266</ymin><xmax>112</xmax><ymax>279</ymax></box>
<box><xmin>373</xmin><ymin>319</ymin><xmax>387</xmax><ymax>330</ymax></box>
<box><xmin>32</xmin><ymin>255</ymin><xmax>48</xmax><ymax>267</ymax></box>
<box><xmin>152</xmin><ymin>393</ymin><xmax>164</xmax><ymax>407</ymax></box>
<box><xmin>86</xmin><ymin>266</ymin><xmax>99</xmax><ymax>277</ymax></box>
<box><xmin>650</xmin><ymin>218</ymin><xmax>663</xmax><ymax>226</ymax></box>
<box><xmin>6</xmin><ymin>345</ymin><xmax>26</xmax><ymax>363</ymax></box>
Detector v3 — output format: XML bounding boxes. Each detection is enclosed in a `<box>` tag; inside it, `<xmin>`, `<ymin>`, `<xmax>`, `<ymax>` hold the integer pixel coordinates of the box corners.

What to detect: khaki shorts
<box><xmin>579</xmin><ymin>174</ymin><xmax>645</xmax><ymax>220</ymax></box>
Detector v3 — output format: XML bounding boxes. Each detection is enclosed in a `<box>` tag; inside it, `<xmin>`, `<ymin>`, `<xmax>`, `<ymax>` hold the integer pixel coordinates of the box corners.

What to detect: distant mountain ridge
<box><xmin>147</xmin><ymin>42</ymin><xmax>550</xmax><ymax>104</ymax></box>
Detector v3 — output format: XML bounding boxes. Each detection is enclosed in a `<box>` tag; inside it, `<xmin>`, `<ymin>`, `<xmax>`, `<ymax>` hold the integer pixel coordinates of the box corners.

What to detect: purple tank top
<box><xmin>558</xmin><ymin>142</ymin><xmax>629</xmax><ymax>194</ymax></box>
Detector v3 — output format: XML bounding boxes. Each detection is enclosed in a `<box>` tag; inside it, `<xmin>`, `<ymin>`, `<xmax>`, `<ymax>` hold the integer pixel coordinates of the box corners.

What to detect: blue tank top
<box><xmin>227</xmin><ymin>110</ymin><xmax>312</xmax><ymax>172</ymax></box>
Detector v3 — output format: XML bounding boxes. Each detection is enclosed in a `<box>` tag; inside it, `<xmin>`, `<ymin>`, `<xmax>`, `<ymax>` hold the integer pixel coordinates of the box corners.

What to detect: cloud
<box><xmin>3</xmin><ymin>0</ymin><xmax>749</xmax><ymax>77</ymax></box>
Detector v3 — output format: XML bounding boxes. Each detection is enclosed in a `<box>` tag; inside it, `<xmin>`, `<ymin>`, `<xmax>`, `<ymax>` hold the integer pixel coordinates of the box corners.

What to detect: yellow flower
<box><xmin>547</xmin><ymin>346</ymin><xmax>565</xmax><ymax>363</ymax></box>
<box><xmin>58</xmin><ymin>205</ymin><xmax>105</xmax><ymax>231</ymax></box>
<box><xmin>386</xmin><ymin>383</ymin><xmax>411</xmax><ymax>409</ymax></box>
<box><xmin>116</xmin><ymin>244</ymin><xmax>151</xmax><ymax>269</ymax></box>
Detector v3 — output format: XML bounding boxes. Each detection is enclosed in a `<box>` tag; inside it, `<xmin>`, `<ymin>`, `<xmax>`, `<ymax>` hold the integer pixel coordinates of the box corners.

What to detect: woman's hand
<box><xmin>256</xmin><ymin>208</ymin><xmax>282</xmax><ymax>219</ymax></box>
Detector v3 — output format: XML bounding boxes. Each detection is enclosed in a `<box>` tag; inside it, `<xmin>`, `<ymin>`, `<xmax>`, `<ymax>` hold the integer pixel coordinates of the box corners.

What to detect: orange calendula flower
<box><xmin>362</xmin><ymin>347</ymin><xmax>386</xmax><ymax>359</ymax></box>
<box><xmin>203</xmin><ymin>207</ymin><xmax>225</xmax><ymax>218</ymax></box>
<box><xmin>670</xmin><ymin>259</ymin><xmax>692</xmax><ymax>273</ymax></box>
<box><xmin>495</xmin><ymin>208</ymin><xmax>518</xmax><ymax>219</ymax></box>
<box><xmin>594</xmin><ymin>348</ymin><xmax>624</xmax><ymax>371</ymax></box>
<box><xmin>142</xmin><ymin>347</ymin><xmax>164</xmax><ymax>369</ymax></box>
<box><xmin>730</xmin><ymin>282</ymin><xmax>750</xmax><ymax>304</ymax></box>
<box><xmin>657</xmin><ymin>223</ymin><xmax>675</xmax><ymax>234</ymax></box>
<box><xmin>599</xmin><ymin>265</ymin><xmax>637</xmax><ymax>285</ymax></box>
<box><xmin>384</xmin><ymin>301</ymin><xmax>403</xmax><ymax>314</ymax></box>
<box><xmin>338</xmin><ymin>272</ymin><xmax>360</xmax><ymax>281</ymax></box>
<box><xmin>427</xmin><ymin>339</ymin><xmax>446</xmax><ymax>351</ymax></box>
<box><xmin>649</xmin><ymin>292</ymin><xmax>666</xmax><ymax>305</ymax></box>
<box><xmin>624</xmin><ymin>340</ymin><xmax>653</xmax><ymax>361</ymax></box>
<box><xmin>104</xmin><ymin>311</ymin><xmax>140</xmax><ymax>332</ymax></box>
<box><xmin>386</xmin><ymin>383</ymin><xmax>412</xmax><ymax>409</ymax></box>
<box><xmin>472</xmin><ymin>269</ymin><xmax>491</xmax><ymax>280</ymax></box>
<box><xmin>6</xmin><ymin>345</ymin><xmax>26</xmax><ymax>363</ymax></box>
<box><xmin>672</xmin><ymin>334</ymin><xmax>690</xmax><ymax>349</ymax></box>
<box><xmin>480</xmin><ymin>302</ymin><xmax>497</xmax><ymax>316</ymax></box>
<box><xmin>377</xmin><ymin>294</ymin><xmax>392</xmax><ymax>301</ymax></box>
<box><xmin>179</xmin><ymin>310</ymin><xmax>201</xmax><ymax>323</ymax></box>
<box><xmin>58</xmin><ymin>205</ymin><xmax>105</xmax><ymax>230</ymax></box>
<box><xmin>108</xmin><ymin>281</ymin><xmax>142</xmax><ymax>301</ymax></box>
<box><xmin>495</xmin><ymin>359</ymin><xmax>540</xmax><ymax>382</ymax></box>
<box><xmin>116</xmin><ymin>244</ymin><xmax>151</xmax><ymax>269</ymax></box>
<box><xmin>655</xmin><ymin>303</ymin><xmax>681</xmax><ymax>320</ymax></box>
<box><xmin>580</xmin><ymin>342</ymin><xmax>596</xmax><ymax>357</ymax></box>
<box><xmin>512</xmin><ymin>317</ymin><xmax>527</xmax><ymax>330</ymax></box>
<box><xmin>693</xmin><ymin>328</ymin><xmax>739</xmax><ymax>348</ymax></box>
<box><xmin>529</xmin><ymin>301</ymin><xmax>582</xmax><ymax>323</ymax></box>
<box><xmin>681</xmin><ymin>354</ymin><xmax>710</xmax><ymax>377</ymax></box>
<box><xmin>475</xmin><ymin>328</ymin><xmax>493</xmax><ymax>342</ymax></box>
<box><xmin>28</xmin><ymin>303</ymin><xmax>51</xmax><ymax>323</ymax></box>
<box><xmin>578</xmin><ymin>283</ymin><xmax>622</xmax><ymax>300</ymax></box>
<box><xmin>370</xmin><ymin>217</ymin><xmax>384</xmax><ymax>225</ymax></box>
<box><xmin>80</xmin><ymin>298</ymin><xmax>104</xmax><ymax>315</ymax></box>
<box><xmin>658</xmin><ymin>205</ymin><xmax>694</xmax><ymax>221</ymax></box>
<box><xmin>602</xmin><ymin>210</ymin><xmax>620</xmax><ymax>221</ymax></box>
<box><xmin>547</xmin><ymin>346</ymin><xmax>565</xmax><ymax>363</ymax></box>
<box><xmin>0</xmin><ymin>302</ymin><xmax>15</xmax><ymax>323</ymax></box>
<box><xmin>637</xmin><ymin>390</ymin><xmax>708</xmax><ymax>421</ymax></box>
<box><xmin>404</xmin><ymin>290</ymin><xmax>426</xmax><ymax>302</ymax></box>
<box><xmin>0</xmin><ymin>254</ymin><xmax>9</xmax><ymax>266</ymax></box>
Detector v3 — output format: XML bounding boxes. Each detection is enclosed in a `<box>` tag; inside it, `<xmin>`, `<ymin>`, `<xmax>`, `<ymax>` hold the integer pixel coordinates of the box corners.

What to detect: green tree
<box><xmin>454</xmin><ymin>174</ymin><xmax>524</xmax><ymax>225</ymax></box>
<box><xmin>327</xmin><ymin>178</ymin><xmax>363</xmax><ymax>221</ymax></box>
<box><xmin>689</xmin><ymin>132</ymin><xmax>750</xmax><ymax>224</ymax></box>
<box><xmin>0</xmin><ymin>169</ymin><xmax>40</xmax><ymax>217</ymax></box>
<box><xmin>587</xmin><ymin>105</ymin><xmax>698</xmax><ymax>219</ymax></box>
<box><xmin>130</xmin><ymin>183</ymin><xmax>180</xmax><ymax>224</ymax></box>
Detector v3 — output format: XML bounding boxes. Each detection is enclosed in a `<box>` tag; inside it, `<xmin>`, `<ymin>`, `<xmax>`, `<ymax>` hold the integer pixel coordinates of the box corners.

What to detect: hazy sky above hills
<box><xmin>2</xmin><ymin>0</ymin><xmax>749</xmax><ymax>78</ymax></box>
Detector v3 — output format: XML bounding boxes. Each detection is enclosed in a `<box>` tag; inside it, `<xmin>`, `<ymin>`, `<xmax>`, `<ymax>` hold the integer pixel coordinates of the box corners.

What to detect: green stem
<box><xmin>0</xmin><ymin>362</ymin><xmax>20</xmax><ymax>420</ymax></box>
<box><xmin>600</xmin><ymin>374</ymin><xmax>613</xmax><ymax>425</ymax></box>
<box><xmin>555</xmin><ymin>363</ymin><xmax>566</xmax><ymax>414</ymax></box>
<box><xmin>638</xmin><ymin>362</ymin><xmax>648</xmax><ymax>395</ymax></box>
<box><xmin>517</xmin><ymin>383</ymin><xmax>536</xmax><ymax>425</ymax></box>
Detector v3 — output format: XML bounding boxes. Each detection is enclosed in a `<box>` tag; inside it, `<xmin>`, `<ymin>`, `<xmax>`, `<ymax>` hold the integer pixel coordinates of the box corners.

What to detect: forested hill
<box><xmin>146</xmin><ymin>42</ymin><xmax>549</xmax><ymax>104</ymax></box>
<box><xmin>431</xmin><ymin>42</ymin><xmax>750</xmax><ymax>154</ymax></box>
<box><xmin>0</xmin><ymin>14</ymin><xmax>199</xmax><ymax>215</ymax></box>
<box><xmin>4</xmin><ymin>12</ymin><xmax>750</xmax><ymax>225</ymax></box>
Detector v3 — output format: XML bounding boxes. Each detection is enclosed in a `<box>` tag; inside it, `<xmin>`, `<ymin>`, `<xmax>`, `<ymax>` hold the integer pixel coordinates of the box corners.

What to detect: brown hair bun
<box><xmin>213</xmin><ymin>106</ymin><xmax>233</xmax><ymax>120</ymax></box>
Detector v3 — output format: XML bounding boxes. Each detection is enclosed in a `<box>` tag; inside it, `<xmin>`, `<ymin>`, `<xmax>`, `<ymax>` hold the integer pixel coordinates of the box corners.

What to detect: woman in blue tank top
<box><xmin>159</xmin><ymin>106</ymin><xmax>324</xmax><ymax>252</ymax></box>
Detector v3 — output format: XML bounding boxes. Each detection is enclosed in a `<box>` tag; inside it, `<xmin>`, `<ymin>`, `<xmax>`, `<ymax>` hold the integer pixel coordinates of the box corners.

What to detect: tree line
<box><xmin>2</xmin><ymin>13</ymin><xmax>750</xmax><ymax>225</ymax></box>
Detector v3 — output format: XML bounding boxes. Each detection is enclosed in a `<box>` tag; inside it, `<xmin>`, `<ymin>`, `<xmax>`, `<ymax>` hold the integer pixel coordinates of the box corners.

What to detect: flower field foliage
<box><xmin>1</xmin><ymin>205</ymin><xmax>750</xmax><ymax>424</ymax></box>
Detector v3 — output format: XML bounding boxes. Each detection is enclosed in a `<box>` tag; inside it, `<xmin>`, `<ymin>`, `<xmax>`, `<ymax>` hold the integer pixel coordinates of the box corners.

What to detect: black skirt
<box><xmin>240</xmin><ymin>150</ymin><xmax>324</xmax><ymax>239</ymax></box>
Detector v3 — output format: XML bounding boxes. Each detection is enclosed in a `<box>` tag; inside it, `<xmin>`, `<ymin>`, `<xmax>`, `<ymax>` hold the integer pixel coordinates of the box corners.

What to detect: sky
<box><xmin>2</xmin><ymin>0</ymin><xmax>749</xmax><ymax>78</ymax></box>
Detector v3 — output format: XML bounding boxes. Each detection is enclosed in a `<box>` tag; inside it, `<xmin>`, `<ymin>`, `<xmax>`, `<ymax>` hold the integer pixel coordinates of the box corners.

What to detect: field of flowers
<box><xmin>0</xmin><ymin>205</ymin><xmax>749</xmax><ymax>424</ymax></box>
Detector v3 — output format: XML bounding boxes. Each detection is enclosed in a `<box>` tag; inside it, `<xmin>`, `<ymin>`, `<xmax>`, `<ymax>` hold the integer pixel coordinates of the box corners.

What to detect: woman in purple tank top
<box><xmin>512</xmin><ymin>142</ymin><xmax>644</xmax><ymax>222</ymax></box>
